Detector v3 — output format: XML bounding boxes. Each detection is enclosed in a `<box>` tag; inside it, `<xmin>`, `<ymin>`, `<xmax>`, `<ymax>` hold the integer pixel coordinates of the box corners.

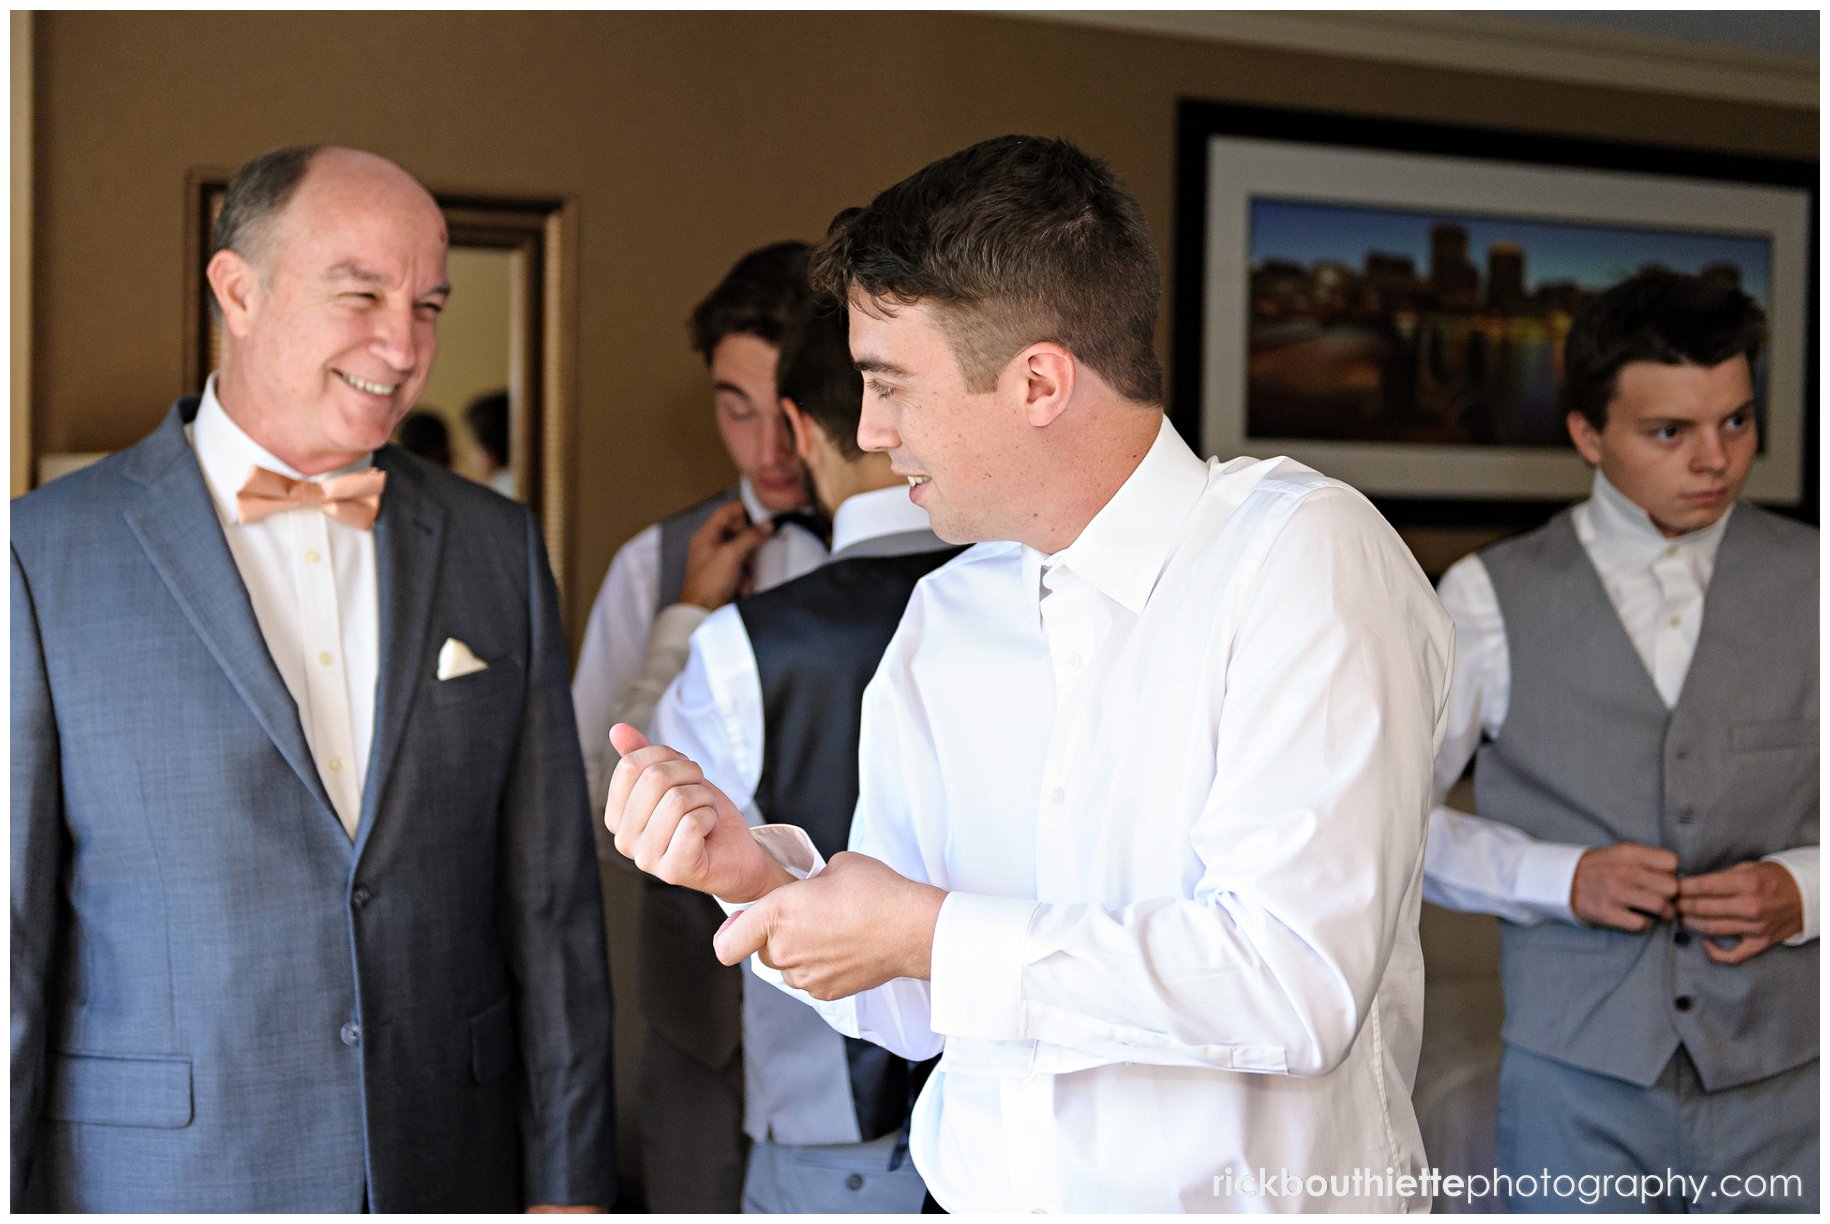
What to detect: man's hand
<box><xmin>1676</xmin><ymin>860</ymin><xmax>1803</xmax><ymax>965</ymax></box>
<box><xmin>603</xmin><ymin>724</ymin><xmax>790</xmax><ymax>903</ymax></box>
<box><xmin>712</xmin><ymin>851</ymin><xmax>947</xmax><ymax>1000</ymax></box>
<box><xmin>679</xmin><ymin>500</ymin><xmax>772</xmax><ymax>610</ymax></box>
<box><xmin>1571</xmin><ymin>843</ymin><xmax>1679</xmax><ymax>931</ymax></box>
<box><xmin>526</xmin><ymin>1206</ymin><xmax>603</xmax><ymax>1214</ymax></box>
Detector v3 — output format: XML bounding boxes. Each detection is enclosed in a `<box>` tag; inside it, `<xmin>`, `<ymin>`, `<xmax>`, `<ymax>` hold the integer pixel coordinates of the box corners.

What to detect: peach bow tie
<box><xmin>235</xmin><ymin>465</ymin><xmax>388</xmax><ymax>530</ymax></box>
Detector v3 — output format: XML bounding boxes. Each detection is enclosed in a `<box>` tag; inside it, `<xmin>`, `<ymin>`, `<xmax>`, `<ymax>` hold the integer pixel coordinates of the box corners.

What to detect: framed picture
<box><xmin>1172</xmin><ymin>100</ymin><xmax>1817</xmax><ymax>526</ymax></box>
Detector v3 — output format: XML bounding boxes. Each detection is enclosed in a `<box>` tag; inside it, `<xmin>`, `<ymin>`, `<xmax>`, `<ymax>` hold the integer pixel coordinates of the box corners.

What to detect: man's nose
<box><xmin>758</xmin><ymin>407</ymin><xmax>792</xmax><ymax>464</ymax></box>
<box><xmin>369</xmin><ymin>303</ymin><xmax>420</xmax><ymax>373</ymax></box>
<box><xmin>856</xmin><ymin>396</ymin><xmax>898</xmax><ymax>454</ymax></box>
<box><xmin>1692</xmin><ymin>427</ymin><xmax>1729</xmax><ymax>473</ymax></box>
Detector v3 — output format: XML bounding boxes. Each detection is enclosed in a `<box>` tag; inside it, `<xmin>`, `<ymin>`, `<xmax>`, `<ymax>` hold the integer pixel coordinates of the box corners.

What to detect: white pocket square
<box><xmin>437</xmin><ymin>637</ymin><xmax>489</xmax><ymax>681</ymax></box>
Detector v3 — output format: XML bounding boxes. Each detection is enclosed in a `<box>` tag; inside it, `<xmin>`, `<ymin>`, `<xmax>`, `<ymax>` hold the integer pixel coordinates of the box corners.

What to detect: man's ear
<box><xmin>781</xmin><ymin>396</ymin><xmax>818</xmax><ymax>464</ymax></box>
<box><xmin>1566</xmin><ymin>410</ymin><xmax>1604</xmax><ymax>467</ymax></box>
<box><xmin>1014</xmin><ymin>343</ymin><xmax>1076</xmax><ymax>428</ymax></box>
<box><xmin>206</xmin><ymin>248</ymin><xmax>260</xmax><ymax>338</ymax></box>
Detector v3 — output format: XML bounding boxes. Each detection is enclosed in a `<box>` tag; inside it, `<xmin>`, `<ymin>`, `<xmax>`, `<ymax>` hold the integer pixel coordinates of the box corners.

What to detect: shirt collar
<box><xmin>1036</xmin><ymin>415</ymin><xmax>1211</xmax><ymax>616</ymax></box>
<box><xmin>189</xmin><ymin>373</ymin><xmax>375</xmax><ymax>526</ymax></box>
<box><xmin>830</xmin><ymin>484</ymin><xmax>933</xmax><ymax>555</ymax></box>
<box><xmin>738</xmin><ymin>477</ymin><xmax>767</xmax><ymax>523</ymax></box>
<box><xmin>1581</xmin><ymin>466</ymin><xmax>1733</xmax><ymax>564</ymax></box>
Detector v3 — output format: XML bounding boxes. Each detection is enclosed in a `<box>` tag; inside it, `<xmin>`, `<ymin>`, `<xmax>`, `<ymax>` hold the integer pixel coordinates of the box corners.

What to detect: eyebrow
<box><xmin>711</xmin><ymin>381</ymin><xmax>757</xmax><ymax>402</ymax></box>
<box><xmin>853</xmin><ymin>358</ymin><xmax>911</xmax><ymax>378</ymax></box>
<box><xmin>325</xmin><ymin>261</ymin><xmax>451</xmax><ymax>298</ymax></box>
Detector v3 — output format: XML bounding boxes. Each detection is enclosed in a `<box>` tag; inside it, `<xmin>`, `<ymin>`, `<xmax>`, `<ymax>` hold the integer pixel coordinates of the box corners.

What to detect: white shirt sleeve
<box><xmin>574</xmin><ymin>524</ymin><xmax>661</xmax><ymax>825</ymax></box>
<box><xmin>918</xmin><ymin>490</ymin><xmax>1451</xmax><ymax>1076</ymax></box>
<box><xmin>1423</xmin><ymin>552</ymin><xmax>1586</xmax><ymax>925</ymax></box>
<box><xmin>650</xmin><ymin>605</ymin><xmax>763</xmax><ymax>813</ymax></box>
<box><xmin>1764</xmin><ymin>846</ymin><xmax>1820</xmax><ymax>945</ymax></box>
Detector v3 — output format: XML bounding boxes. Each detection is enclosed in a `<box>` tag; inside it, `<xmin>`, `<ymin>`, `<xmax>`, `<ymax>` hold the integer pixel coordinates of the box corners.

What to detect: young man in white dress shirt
<box><xmin>605</xmin><ymin>135</ymin><xmax>1454</xmax><ymax>1212</ymax></box>
<box><xmin>1425</xmin><ymin>269</ymin><xmax>1817</xmax><ymax>1211</ymax></box>
<box><xmin>653</xmin><ymin>294</ymin><xmax>957</xmax><ymax>1213</ymax></box>
<box><xmin>572</xmin><ymin>242</ymin><xmax>828</xmax><ymax>1213</ymax></box>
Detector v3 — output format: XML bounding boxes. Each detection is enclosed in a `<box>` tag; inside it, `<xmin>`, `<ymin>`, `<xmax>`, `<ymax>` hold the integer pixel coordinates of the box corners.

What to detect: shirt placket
<box><xmin>1650</xmin><ymin>544</ymin><xmax>1702</xmax><ymax>708</ymax></box>
<box><xmin>292</xmin><ymin>509</ymin><xmax>362</xmax><ymax>838</ymax></box>
<box><xmin>1037</xmin><ymin>569</ymin><xmax>1102</xmax><ymax>899</ymax></box>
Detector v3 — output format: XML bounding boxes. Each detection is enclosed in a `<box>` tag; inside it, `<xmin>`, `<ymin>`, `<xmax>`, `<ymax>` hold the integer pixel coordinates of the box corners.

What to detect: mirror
<box><xmin>184</xmin><ymin>174</ymin><xmax>575</xmax><ymax>597</ymax></box>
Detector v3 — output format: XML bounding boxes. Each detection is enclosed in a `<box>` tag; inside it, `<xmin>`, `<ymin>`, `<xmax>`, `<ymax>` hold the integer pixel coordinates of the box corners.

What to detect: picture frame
<box><xmin>1171</xmin><ymin>100</ymin><xmax>1818</xmax><ymax>527</ymax></box>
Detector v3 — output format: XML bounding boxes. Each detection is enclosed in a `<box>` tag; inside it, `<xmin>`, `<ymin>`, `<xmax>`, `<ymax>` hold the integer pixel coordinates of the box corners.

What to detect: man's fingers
<box><xmin>1680</xmin><ymin>914</ymin><xmax>1759</xmax><ymax>937</ymax></box>
<box><xmin>1676</xmin><ymin>893</ymin><xmax>1760</xmax><ymax>921</ymax></box>
<box><xmin>609</xmin><ymin>757</ymin><xmax>702</xmax><ymax>857</ymax></box>
<box><xmin>712</xmin><ymin>897</ymin><xmax>775</xmax><ymax>967</ymax></box>
<box><xmin>608</xmin><ymin>722</ymin><xmax>650</xmax><ymax>758</ymax></box>
<box><xmin>1703</xmin><ymin>935</ymin><xmax>1768</xmax><ymax>966</ymax></box>
<box><xmin>1676</xmin><ymin>867</ymin><xmax>1750</xmax><ymax>898</ymax></box>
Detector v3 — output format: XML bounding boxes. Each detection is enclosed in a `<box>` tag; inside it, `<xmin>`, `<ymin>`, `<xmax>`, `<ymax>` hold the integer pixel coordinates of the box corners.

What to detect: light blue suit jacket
<box><xmin>10</xmin><ymin>398</ymin><xmax>615</xmax><ymax>1211</ymax></box>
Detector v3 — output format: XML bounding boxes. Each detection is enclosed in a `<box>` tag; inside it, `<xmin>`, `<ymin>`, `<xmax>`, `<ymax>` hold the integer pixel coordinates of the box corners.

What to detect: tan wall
<box><xmin>27</xmin><ymin>12</ymin><xmax>1813</xmax><ymax>637</ymax></box>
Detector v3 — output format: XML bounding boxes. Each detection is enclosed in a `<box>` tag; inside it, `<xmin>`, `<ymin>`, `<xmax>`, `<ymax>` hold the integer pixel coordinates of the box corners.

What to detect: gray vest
<box><xmin>656</xmin><ymin>487</ymin><xmax>741</xmax><ymax>612</ymax></box>
<box><xmin>1477</xmin><ymin>503</ymin><xmax>1818</xmax><ymax>1090</ymax></box>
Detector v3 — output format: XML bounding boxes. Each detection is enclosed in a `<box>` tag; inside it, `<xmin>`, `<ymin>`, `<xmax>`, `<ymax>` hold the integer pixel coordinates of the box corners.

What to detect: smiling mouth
<box><xmin>337</xmin><ymin>370</ymin><xmax>399</xmax><ymax>397</ymax></box>
<box><xmin>906</xmin><ymin>475</ymin><xmax>930</xmax><ymax>487</ymax></box>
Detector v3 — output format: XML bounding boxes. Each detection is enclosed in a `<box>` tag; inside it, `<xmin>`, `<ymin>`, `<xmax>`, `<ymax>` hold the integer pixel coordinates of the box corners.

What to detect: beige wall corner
<box><xmin>11</xmin><ymin>10</ymin><xmax>33</xmax><ymax>498</ymax></box>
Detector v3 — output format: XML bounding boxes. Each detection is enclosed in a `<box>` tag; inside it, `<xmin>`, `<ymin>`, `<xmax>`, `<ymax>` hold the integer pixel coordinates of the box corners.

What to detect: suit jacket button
<box><xmin>341</xmin><ymin>1021</ymin><xmax>362</xmax><ymax>1046</ymax></box>
<box><xmin>352</xmin><ymin>887</ymin><xmax>371</xmax><ymax>909</ymax></box>
<box><xmin>845</xmin><ymin>1174</ymin><xmax>864</xmax><ymax>1191</ymax></box>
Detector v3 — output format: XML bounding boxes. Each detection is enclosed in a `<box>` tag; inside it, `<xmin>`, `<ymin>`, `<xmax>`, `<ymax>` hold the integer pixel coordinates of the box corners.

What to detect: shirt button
<box><xmin>1065</xmin><ymin>654</ymin><xmax>1082</xmax><ymax>671</ymax></box>
<box><xmin>305</xmin><ymin>549</ymin><xmax>323</xmax><ymax>564</ymax></box>
<box><xmin>1662</xmin><ymin>546</ymin><xmax>1677</xmax><ymax>559</ymax></box>
<box><xmin>1674</xmin><ymin>996</ymin><xmax>1694</xmax><ymax>1012</ymax></box>
<box><xmin>318</xmin><ymin>651</ymin><xmax>334</xmax><ymax>666</ymax></box>
<box><xmin>328</xmin><ymin>756</ymin><xmax>344</xmax><ymax>773</ymax></box>
<box><xmin>1668</xmin><ymin>615</ymin><xmax>1681</xmax><ymax>628</ymax></box>
<box><xmin>1050</xmin><ymin>788</ymin><xmax>1065</xmax><ymax>804</ymax></box>
<box><xmin>844</xmin><ymin>1174</ymin><xmax>864</xmax><ymax>1192</ymax></box>
<box><xmin>340</xmin><ymin>1021</ymin><xmax>361</xmax><ymax>1046</ymax></box>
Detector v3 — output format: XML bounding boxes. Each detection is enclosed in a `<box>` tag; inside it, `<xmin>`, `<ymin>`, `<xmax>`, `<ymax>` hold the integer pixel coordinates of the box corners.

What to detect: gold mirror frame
<box><xmin>182</xmin><ymin>171</ymin><xmax>576</xmax><ymax>599</ymax></box>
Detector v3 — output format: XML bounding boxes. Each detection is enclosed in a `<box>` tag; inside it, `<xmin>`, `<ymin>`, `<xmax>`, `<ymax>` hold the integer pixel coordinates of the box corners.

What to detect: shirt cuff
<box><xmin>927</xmin><ymin>892</ymin><xmax>1039</xmax><ymax>1042</ymax></box>
<box><xmin>1762</xmin><ymin>847</ymin><xmax>1819</xmax><ymax>945</ymax></box>
<box><xmin>1515</xmin><ymin>841</ymin><xmax>1587</xmax><ymax>924</ymax></box>
<box><xmin>713</xmin><ymin>824</ymin><xmax>823</xmax><ymax>916</ymax></box>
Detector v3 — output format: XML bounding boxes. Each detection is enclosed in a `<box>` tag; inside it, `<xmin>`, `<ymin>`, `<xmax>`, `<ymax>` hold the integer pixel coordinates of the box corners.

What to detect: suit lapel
<box><xmin>355</xmin><ymin>448</ymin><xmax>447</xmax><ymax>863</ymax></box>
<box><xmin>122</xmin><ymin>404</ymin><xmax>340</xmax><ymax>824</ymax></box>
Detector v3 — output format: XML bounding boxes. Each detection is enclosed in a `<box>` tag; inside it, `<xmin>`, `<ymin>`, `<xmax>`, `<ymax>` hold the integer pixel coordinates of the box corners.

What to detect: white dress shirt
<box><xmin>187</xmin><ymin>376</ymin><xmax>379</xmax><ymax>839</ymax></box>
<box><xmin>1426</xmin><ymin>470</ymin><xmax>1818</xmax><ymax>940</ymax></box>
<box><xmin>654</xmin><ymin>485</ymin><xmax>936</xmax><ymax>1145</ymax></box>
<box><xmin>572</xmin><ymin>480</ymin><xmax>827</xmax><ymax>821</ymax></box>
<box><xmin>734</xmin><ymin>418</ymin><xmax>1454</xmax><ymax>1211</ymax></box>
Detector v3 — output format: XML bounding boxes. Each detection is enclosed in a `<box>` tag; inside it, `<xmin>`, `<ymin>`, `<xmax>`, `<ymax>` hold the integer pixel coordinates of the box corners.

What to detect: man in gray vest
<box><xmin>1426</xmin><ymin>269</ymin><xmax>1817</xmax><ymax>1211</ymax></box>
<box><xmin>652</xmin><ymin>292</ymin><xmax>957</xmax><ymax>1212</ymax></box>
<box><xmin>572</xmin><ymin>242</ymin><xmax>827</xmax><ymax>1212</ymax></box>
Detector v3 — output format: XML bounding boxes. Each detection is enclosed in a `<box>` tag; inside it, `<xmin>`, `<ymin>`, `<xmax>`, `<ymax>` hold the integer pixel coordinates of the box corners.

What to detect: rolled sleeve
<box><xmin>1764</xmin><ymin>846</ymin><xmax>1819</xmax><ymax>945</ymax></box>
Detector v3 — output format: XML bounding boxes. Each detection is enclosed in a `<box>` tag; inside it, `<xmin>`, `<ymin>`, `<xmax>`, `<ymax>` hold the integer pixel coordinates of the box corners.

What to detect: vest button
<box><xmin>1673</xmin><ymin>930</ymin><xmax>1692</xmax><ymax>946</ymax></box>
<box><xmin>845</xmin><ymin>1174</ymin><xmax>864</xmax><ymax>1192</ymax></box>
<box><xmin>1673</xmin><ymin>750</ymin><xmax>1690</xmax><ymax>761</ymax></box>
<box><xmin>1674</xmin><ymin>996</ymin><xmax>1694</xmax><ymax>1012</ymax></box>
<box><xmin>340</xmin><ymin>1021</ymin><xmax>362</xmax><ymax>1046</ymax></box>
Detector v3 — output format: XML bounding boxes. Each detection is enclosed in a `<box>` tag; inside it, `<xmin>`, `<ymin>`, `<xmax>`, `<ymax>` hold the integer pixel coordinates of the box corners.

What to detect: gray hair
<box><xmin>208</xmin><ymin>145</ymin><xmax>321</xmax><ymax>319</ymax></box>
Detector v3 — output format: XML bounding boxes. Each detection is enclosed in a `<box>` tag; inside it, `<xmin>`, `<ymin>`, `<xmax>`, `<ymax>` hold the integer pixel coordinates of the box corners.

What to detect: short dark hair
<box><xmin>395</xmin><ymin>410</ymin><xmax>452</xmax><ymax>468</ymax></box>
<box><xmin>465</xmin><ymin>391</ymin><xmax>510</xmax><ymax>466</ymax></box>
<box><xmin>1563</xmin><ymin>268</ymin><xmax>1767</xmax><ymax>431</ymax></box>
<box><xmin>688</xmin><ymin>241</ymin><xmax>811</xmax><ymax>363</ymax></box>
<box><xmin>808</xmin><ymin>135</ymin><xmax>1162</xmax><ymax>404</ymax></box>
<box><xmin>208</xmin><ymin>145</ymin><xmax>322</xmax><ymax>320</ymax></box>
<box><xmin>777</xmin><ymin>296</ymin><xmax>864</xmax><ymax>461</ymax></box>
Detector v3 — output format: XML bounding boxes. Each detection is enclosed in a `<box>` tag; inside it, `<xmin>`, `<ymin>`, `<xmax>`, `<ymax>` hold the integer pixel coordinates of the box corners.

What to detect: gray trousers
<box><xmin>1497</xmin><ymin>1045</ymin><xmax>1818</xmax><ymax>1213</ymax></box>
<box><xmin>741</xmin><ymin>1130</ymin><xmax>928</xmax><ymax>1214</ymax></box>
